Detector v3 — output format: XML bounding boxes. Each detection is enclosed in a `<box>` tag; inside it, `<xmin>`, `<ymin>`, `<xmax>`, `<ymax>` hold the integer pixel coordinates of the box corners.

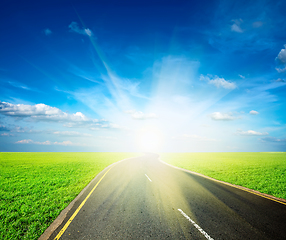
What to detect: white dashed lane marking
<box><xmin>145</xmin><ymin>174</ymin><xmax>152</xmax><ymax>182</ymax></box>
<box><xmin>178</xmin><ymin>209</ymin><xmax>214</xmax><ymax>240</ymax></box>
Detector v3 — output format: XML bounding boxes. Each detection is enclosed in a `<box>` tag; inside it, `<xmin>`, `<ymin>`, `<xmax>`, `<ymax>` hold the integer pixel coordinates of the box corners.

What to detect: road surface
<box><xmin>46</xmin><ymin>154</ymin><xmax>286</xmax><ymax>240</ymax></box>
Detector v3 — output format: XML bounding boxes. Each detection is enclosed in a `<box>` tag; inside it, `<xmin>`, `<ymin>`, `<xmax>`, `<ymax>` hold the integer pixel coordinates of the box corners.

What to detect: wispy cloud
<box><xmin>231</xmin><ymin>19</ymin><xmax>244</xmax><ymax>33</ymax></box>
<box><xmin>100</xmin><ymin>74</ymin><xmax>149</xmax><ymax>101</ymax></box>
<box><xmin>1</xmin><ymin>133</ymin><xmax>14</xmax><ymax>137</ymax></box>
<box><xmin>8</xmin><ymin>81</ymin><xmax>30</xmax><ymax>90</ymax></box>
<box><xmin>0</xmin><ymin>124</ymin><xmax>9</xmax><ymax>131</ymax></box>
<box><xmin>54</xmin><ymin>141</ymin><xmax>73</xmax><ymax>146</ymax></box>
<box><xmin>200</xmin><ymin>74</ymin><xmax>237</xmax><ymax>89</ymax></box>
<box><xmin>16</xmin><ymin>139</ymin><xmax>52</xmax><ymax>145</ymax></box>
<box><xmin>16</xmin><ymin>139</ymin><xmax>34</xmax><ymax>144</ymax></box>
<box><xmin>236</xmin><ymin>129</ymin><xmax>268</xmax><ymax>136</ymax></box>
<box><xmin>231</xmin><ymin>78</ymin><xmax>286</xmax><ymax>108</ymax></box>
<box><xmin>125</xmin><ymin>110</ymin><xmax>158</xmax><ymax>120</ymax></box>
<box><xmin>275</xmin><ymin>78</ymin><xmax>285</xmax><ymax>82</ymax></box>
<box><xmin>43</xmin><ymin>28</ymin><xmax>52</xmax><ymax>36</ymax></box>
<box><xmin>0</xmin><ymin>124</ymin><xmax>24</xmax><ymax>136</ymax></box>
<box><xmin>210</xmin><ymin>112</ymin><xmax>238</xmax><ymax>121</ymax></box>
<box><xmin>260</xmin><ymin>137</ymin><xmax>286</xmax><ymax>142</ymax></box>
<box><xmin>15</xmin><ymin>139</ymin><xmax>86</xmax><ymax>146</ymax></box>
<box><xmin>207</xmin><ymin>2</ymin><xmax>277</xmax><ymax>53</ymax></box>
<box><xmin>9</xmin><ymin>125</ymin><xmax>38</xmax><ymax>133</ymax></box>
<box><xmin>53</xmin><ymin>131</ymin><xmax>92</xmax><ymax>137</ymax></box>
<box><xmin>252</xmin><ymin>21</ymin><xmax>263</xmax><ymax>28</ymax></box>
<box><xmin>61</xmin><ymin>70</ymin><xmax>150</xmax><ymax>128</ymax></box>
<box><xmin>249</xmin><ymin>110</ymin><xmax>259</xmax><ymax>115</ymax></box>
<box><xmin>93</xmin><ymin>123</ymin><xmax>122</xmax><ymax>129</ymax></box>
<box><xmin>275</xmin><ymin>67</ymin><xmax>286</xmax><ymax>73</ymax></box>
<box><xmin>7</xmin><ymin>81</ymin><xmax>35</xmax><ymax>91</ymax></box>
<box><xmin>69</xmin><ymin>22</ymin><xmax>93</xmax><ymax>37</ymax></box>
<box><xmin>239</xmin><ymin>74</ymin><xmax>245</xmax><ymax>79</ymax></box>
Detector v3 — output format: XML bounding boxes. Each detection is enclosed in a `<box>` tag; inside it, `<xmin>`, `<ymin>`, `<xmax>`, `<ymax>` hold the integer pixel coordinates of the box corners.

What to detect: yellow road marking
<box><xmin>219</xmin><ymin>180</ymin><xmax>286</xmax><ymax>206</ymax></box>
<box><xmin>161</xmin><ymin>160</ymin><xmax>286</xmax><ymax>206</ymax></box>
<box><xmin>54</xmin><ymin>166</ymin><xmax>114</xmax><ymax>240</ymax></box>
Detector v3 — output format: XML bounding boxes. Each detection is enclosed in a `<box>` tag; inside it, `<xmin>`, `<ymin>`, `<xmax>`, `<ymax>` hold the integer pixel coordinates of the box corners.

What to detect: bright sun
<box><xmin>136</xmin><ymin>127</ymin><xmax>163</xmax><ymax>152</ymax></box>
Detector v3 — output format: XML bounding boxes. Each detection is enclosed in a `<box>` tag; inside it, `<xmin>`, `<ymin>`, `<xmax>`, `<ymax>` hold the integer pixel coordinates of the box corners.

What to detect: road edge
<box><xmin>159</xmin><ymin>158</ymin><xmax>286</xmax><ymax>206</ymax></box>
<box><xmin>38</xmin><ymin>156</ymin><xmax>136</xmax><ymax>240</ymax></box>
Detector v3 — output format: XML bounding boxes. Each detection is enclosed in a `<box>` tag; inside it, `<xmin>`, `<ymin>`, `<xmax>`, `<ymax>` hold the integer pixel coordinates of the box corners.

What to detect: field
<box><xmin>1</xmin><ymin>152</ymin><xmax>285</xmax><ymax>239</ymax></box>
<box><xmin>0</xmin><ymin>152</ymin><xmax>138</xmax><ymax>240</ymax></box>
<box><xmin>161</xmin><ymin>152</ymin><xmax>286</xmax><ymax>200</ymax></box>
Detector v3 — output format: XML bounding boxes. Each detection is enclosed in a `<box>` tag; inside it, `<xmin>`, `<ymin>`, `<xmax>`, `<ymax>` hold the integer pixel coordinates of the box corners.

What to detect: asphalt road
<box><xmin>47</xmin><ymin>154</ymin><xmax>286</xmax><ymax>240</ymax></box>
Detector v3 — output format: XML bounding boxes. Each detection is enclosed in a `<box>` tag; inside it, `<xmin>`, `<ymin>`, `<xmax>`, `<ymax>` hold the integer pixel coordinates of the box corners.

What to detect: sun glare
<box><xmin>137</xmin><ymin>127</ymin><xmax>163</xmax><ymax>152</ymax></box>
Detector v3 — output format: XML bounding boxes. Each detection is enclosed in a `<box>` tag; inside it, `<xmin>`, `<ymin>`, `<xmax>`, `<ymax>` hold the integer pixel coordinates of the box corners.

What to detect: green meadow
<box><xmin>0</xmin><ymin>152</ymin><xmax>138</xmax><ymax>240</ymax></box>
<box><xmin>161</xmin><ymin>152</ymin><xmax>286</xmax><ymax>200</ymax></box>
<box><xmin>1</xmin><ymin>152</ymin><xmax>285</xmax><ymax>240</ymax></box>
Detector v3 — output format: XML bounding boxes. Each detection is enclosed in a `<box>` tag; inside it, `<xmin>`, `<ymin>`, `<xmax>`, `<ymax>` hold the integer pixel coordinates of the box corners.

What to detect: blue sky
<box><xmin>0</xmin><ymin>0</ymin><xmax>286</xmax><ymax>152</ymax></box>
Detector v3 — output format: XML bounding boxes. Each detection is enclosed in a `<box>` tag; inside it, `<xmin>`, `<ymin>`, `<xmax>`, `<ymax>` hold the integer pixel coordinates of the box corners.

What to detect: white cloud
<box><xmin>238</xmin><ymin>74</ymin><xmax>245</xmax><ymax>79</ymax></box>
<box><xmin>125</xmin><ymin>110</ymin><xmax>158</xmax><ymax>120</ymax></box>
<box><xmin>236</xmin><ymin>129</ymin><xmax>268</xmax><ymax>136</ymax></box>
<box><xmin>37</xmin><ymin>140</ymin><xmax>51</xmax><ymax>145</ymax></box>
<box><xmin>53</xmin><ymin>131</ymin><xmax>92</xmax><ymax>137</ymax></box>
<box><xmin>84</xmin><ymin>29</ymin><xmax>93</xmax><ymax>37</ymax></box>
<box><xmin>88</xmin><ymin>122</ymin><xmax>122</xmax><ymax>131</ymax></box>
<box><xmin>210</xmin><ymin>112</ymin><xmax>237</xmax><ymax>121</ymax></box>
<box><xmin>16</xmin><ymin>139</ymin><xmax>33</xmax><ymax>144</ymax></box>
<box><xmin>44</xmin><ymin>28</ymin><xmax>52</xmax><ymax>36</ymax></box>
<box><xmin>69</xmin><ymin>22</ymin><xmax>93</xmax><ymax>37</ymax></box>
<box><xmin>54</xmin><ymin>141</ymin><xmax>73</xmax><ymax>146</ymax></box>
<box><xmin>252</xmin><ymin>21</ymin><xmax>263</xmax><ymax>28</ymax></box>
<box><xmin>1</xmin><ymin>133</ymin><xmax>14</xmax><ymax>137</ymax></box>
<box><xmin>12</xmin><ymin>126</ymin><xmax>25</xmax><ymax>132</ymax></box>
<box><xmin>0</xmin><ymin>101</ymin><xmax>119</xmax><ymax>131</ymax></box>
<box><xmin>15</xmin><ymin>139</ymin><xmax>83</xmax><ymax>146</ymax></box>
<box><xmin>275</xmin><ymin>66</ymin><xmax>286</xmax><ymax>73</ymax></box>
<box><xmin>275</xmin><ymin>45</ymin><xmax>286</xmax><ymax>73</ymax></box>
<box><xmin>275</xmin><ymin>78</ymin><xmax>285</xmax><ymax>82</ymax></box>
<box><xmin>249</xmin><ymin>110</ymin><xmax>259</xmax><ymax>115</ymax></box>
<box><xmin>0</xmin><ymin>101</ymin><xmax>68</xmax><ymax>118</ymax></box>
<box><xmin>200</xmin><ymin>74</ymin><xmax>237</xmax><ymax>89</ymax></box>
<box><xmin>231</xmin><ymin>19</ymin><xmax>244</xmax><ymax>33</ymax></box>
<box><xmin>231</xmin><ymin>24</ymin><xmax>243</xmax><ymax>33</ymax></box>
<box><xmin>276</xmin><ymin>44</ymin><xmax>286</xmax><ymax>64</ymax></box>
<box><xmin>11</xmin><ymin>126</ymin><xmax>35</xmax><ymax>133</ymax></box>
<box><xmin>0</xmin><ymin>101</ymin><xmax>102</xmax><ymax>123</ymax></box>
<box><xmin>0</xmin><ymin>124</ymin><xmax>9</xmax><ymax>131</ymax></box>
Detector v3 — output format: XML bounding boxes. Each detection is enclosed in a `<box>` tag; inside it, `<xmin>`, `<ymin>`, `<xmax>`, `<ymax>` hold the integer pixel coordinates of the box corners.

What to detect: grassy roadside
<box><xmin>0</xmin><ymin>152</ymin><xmax>138</xmax><ymax>240</ymax></box>
<box><xmin>161</xmin><ymin>152</ymin><xmax>286</xmax><ymax>200</ymax></box>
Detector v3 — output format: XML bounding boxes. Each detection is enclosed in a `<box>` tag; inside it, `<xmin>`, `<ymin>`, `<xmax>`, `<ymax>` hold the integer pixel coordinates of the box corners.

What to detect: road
<box><xmin>46</xmin><ymin>154</ymin><xmax>286</xmax><ymax>240</ymax></box>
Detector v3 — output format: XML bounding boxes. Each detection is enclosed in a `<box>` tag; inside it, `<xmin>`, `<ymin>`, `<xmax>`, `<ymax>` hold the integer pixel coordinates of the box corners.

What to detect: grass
<box><xmin>161</xmin><ymin>152</ymin><xmax>286</xmax><ymax>200</ymax></box>
<box><xmin>0</xmin><ymin>152</ymin><xmax>138</xmax><ymax>240</ymax></box>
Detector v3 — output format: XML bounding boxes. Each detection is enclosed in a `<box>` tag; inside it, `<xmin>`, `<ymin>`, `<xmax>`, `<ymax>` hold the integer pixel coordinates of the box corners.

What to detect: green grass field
<box><xmin>1</xmin><ymin>152</ymin><xmax>285</xmax><ymax>239</ymax></box>
<box><xmin>0</xmin><ymin>152</ymin><xmax>138</xmax><ymax>240</ymax></box>
<box><xmin>161</xmin><ymin>152</ymin><xmax>286</xmax><ymax>200</ymax></box>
